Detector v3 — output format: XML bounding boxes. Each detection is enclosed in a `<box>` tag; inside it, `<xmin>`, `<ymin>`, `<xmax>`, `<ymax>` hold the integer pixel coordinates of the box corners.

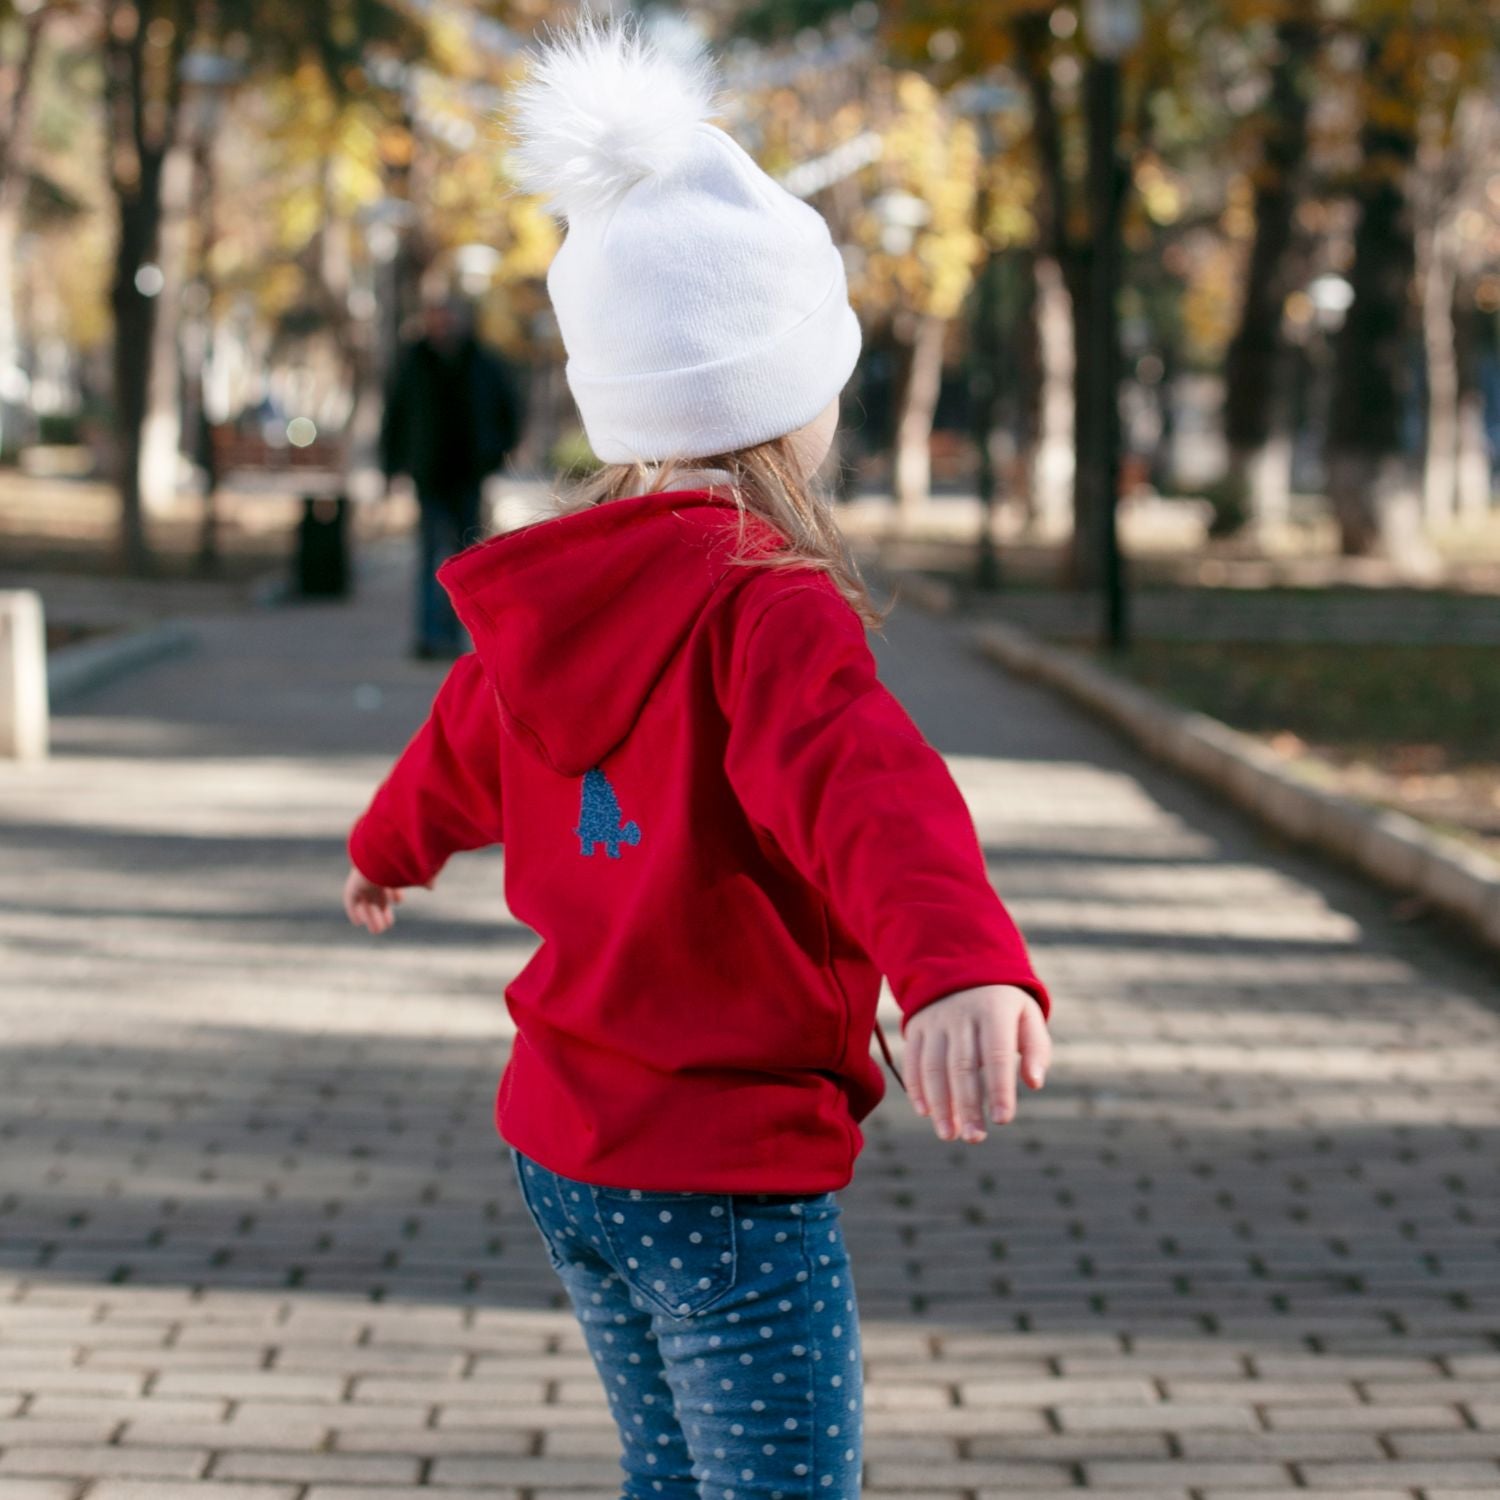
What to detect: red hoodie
<box><xmin>348</xmin><ymin>490</ymin><xmax>1050</xmax><ymax>1193</ymax></box>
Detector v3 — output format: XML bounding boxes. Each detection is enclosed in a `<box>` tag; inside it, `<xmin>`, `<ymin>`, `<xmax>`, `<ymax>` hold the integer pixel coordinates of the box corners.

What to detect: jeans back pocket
<box><xmin>593</xmin><ymin>1186</ymin><xmax>738</xmax><ymax>1318</ymax></box>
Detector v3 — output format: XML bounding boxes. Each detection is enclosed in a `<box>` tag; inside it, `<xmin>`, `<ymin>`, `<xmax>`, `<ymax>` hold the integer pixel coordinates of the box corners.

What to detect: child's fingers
<box><xmin>1019</xmin><ymin>1000</ymin><xmax>1051</xmax><ymax>1089</ymax></box>
<box><xmin>980</xmin><ymin>1008</ymin><xmax>1019</xmax><ymax>1124</ymax></box>
<box><xmin>918</xmin><ymin>1029</ymin><xmax>954</xmax><ymax>1140</ymax></box>
<box><xmin>906</xmin><ymin>1028</ymin><xmax>928</xmax><ymax>1116</ymax></box>
<box><xmin>949</xmin><ymin>1016</ymin><xmax>987</xmax><ymax>1142</ymax></box>
<box><xmin>350</xmin><ymin>894</ymin><xmax>396</xmax><ymax>934</ymax></box>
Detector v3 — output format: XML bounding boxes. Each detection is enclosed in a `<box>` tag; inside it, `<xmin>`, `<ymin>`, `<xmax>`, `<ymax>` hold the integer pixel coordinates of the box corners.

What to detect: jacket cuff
<box><xmin>898</xmin><ymin>967</ymin><xmax>1052</xmax><ymax>1036</ymax></box>
<box><xmin>348</xmin><ymin>813</ymin><xmax>424</xmax><ymax>890</ymax></box>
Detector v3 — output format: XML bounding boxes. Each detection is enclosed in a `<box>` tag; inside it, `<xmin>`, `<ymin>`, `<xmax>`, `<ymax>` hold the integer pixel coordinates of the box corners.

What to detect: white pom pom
<box><xmin>508</xmin><ymin>17</ymin><xmax>720</xmax><ymax>220</ymax></box>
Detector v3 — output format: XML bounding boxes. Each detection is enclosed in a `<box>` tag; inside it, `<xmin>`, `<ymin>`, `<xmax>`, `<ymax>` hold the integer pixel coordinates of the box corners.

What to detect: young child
<box><xmin>343</xmin><ymin>21</ymin><xmax>1051</xmax><ymax>1500</ymax></box>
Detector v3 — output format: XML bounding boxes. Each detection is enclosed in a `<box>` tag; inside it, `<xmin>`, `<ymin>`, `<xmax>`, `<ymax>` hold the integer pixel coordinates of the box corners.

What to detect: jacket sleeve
<box><xmin>722</xmin><ymin>583</ymin><xmax>1050</xmax><ymax>1035</ymax></box>
<box><xmin>348</xmin><ymin>652</ymin><xmax>504</xmax><ymax>888</ymax></box>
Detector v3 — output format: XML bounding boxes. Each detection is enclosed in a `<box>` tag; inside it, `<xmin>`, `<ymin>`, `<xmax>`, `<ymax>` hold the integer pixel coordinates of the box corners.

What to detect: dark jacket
<box><xmin>379</xmin><ymin>335</ymin><xmax>523</xmax><ymax>497</ymax></box>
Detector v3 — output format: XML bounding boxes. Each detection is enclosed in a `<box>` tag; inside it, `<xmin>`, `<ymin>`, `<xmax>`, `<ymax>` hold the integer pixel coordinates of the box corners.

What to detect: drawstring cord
<box><xmin>874</xmin><ymin>1022</ymin><xmax>906</xmax><ymax>1093</ymax></box>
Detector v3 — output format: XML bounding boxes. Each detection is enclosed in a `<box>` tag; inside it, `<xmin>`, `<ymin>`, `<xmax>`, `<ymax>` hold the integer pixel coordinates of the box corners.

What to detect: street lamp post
<box><xmin>1083</xmin><ymin>0</ymin><xmax>1140</xmax><ymax>652</ymax></box>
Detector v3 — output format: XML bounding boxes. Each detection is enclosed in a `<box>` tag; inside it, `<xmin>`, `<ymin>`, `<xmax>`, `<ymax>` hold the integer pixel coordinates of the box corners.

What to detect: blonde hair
<box><xmin>551</xmin><ymin>433</ymin><xmax>887</xmax><ymax>629</ymax></box>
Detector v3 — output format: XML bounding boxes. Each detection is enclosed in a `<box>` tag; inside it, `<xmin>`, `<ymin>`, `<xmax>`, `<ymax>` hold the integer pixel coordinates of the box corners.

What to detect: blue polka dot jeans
<box><xmin>510</xmin><ymin>1145</ymin><xmax>864</xmax><ymax>1500</ymax></box>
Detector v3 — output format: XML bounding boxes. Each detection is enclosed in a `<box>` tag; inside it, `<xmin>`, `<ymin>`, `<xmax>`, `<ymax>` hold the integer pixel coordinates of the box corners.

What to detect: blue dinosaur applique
<box><xmin>575</xmin><ymin>768</ymin><xmax>642</xmax><ymax>859</ymax></box>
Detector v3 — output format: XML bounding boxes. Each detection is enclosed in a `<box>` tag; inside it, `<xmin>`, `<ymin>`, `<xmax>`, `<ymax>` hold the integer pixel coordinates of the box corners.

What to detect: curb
<box><xmin>965</xmin><ymin>616</ymin><xmax>1500</xmax><ymax>957</ymax></box>
<box><xmin>47</xmin><ymin>620</ymin><xmax>198</xmax><ymax>707</ymax></box>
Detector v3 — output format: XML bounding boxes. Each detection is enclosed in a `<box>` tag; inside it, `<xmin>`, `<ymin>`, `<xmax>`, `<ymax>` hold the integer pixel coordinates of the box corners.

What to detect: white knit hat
<box><xmin>508</xmin><ymin>19</ymin><xmax>862</xmax><ymax>465</ymax></box>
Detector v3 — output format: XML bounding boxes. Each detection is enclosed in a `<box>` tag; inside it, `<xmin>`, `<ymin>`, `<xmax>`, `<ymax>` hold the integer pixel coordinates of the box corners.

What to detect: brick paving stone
<box><xmin>81</xmin><ymin>1347</ymin><xmax>271</xmax><ymax>1373</ymax></box>
<box><xmin>306</xmin><ymin>1490</ymin><xmax>524</xmax><ymax>1500</ymax></box>
<box><xmin>1361</xmin><ymin>1379</ymin><xmax>1500</xmax><ymax>1405</ymax></box>
<box><xmin>429</xmin><ymin>1457</ymin><xmax>627</xmax><ymax>1487</ymax></box>
<box><xmin>1265</xmin><ymin>1401</ymin><xmax>1466</xmax><ymax>1430</ymax></box>
<box><xmin>0</xmin><ymin>1349</ymin><xmax>78</xmax><ymax>1374</ymax></box>
<box><xmin>957</xmin><ymin>1376</ymin><xmax>1158</xmax><ymax>1406</ymax></box>
<box><xmin>437</xmin><ymin>1405</ymin><xmax>615</xmax><ymax>1431</ymax></box>
<box><xmin>1176</xmin><ymin>1432</ymin><xmax>1385</xmax><ymax>1461</ymax></box>
<box><xmin>118</xmin><ymin>1418</ymin><xmax>327</xmax><ymax>1450</ymax></box>
<box><xmin>864</xmin><ymin>1407</ymin><xmax>1048</xmax><ymax>1436</ymax></box>
<box><xmin>1163</xmin><ymin>1378</ymin><xmax>1361</xmax><ymax>1404</ymax></box>
<box><xmin>1254</xmin><ymin>1357</ymin><xmax>1447</xmax><ymax>1381</ymax></box>
<box><xmin>272</xmin><ymin>1343</ymin><xmax>461</xmax><ymax>1374</ymax></box>
<box><xmin>151</xmin><ymin>1371</ymin><xmax>346</xmax><ymax>1402</ymax></box>
<box><xmin>349</xmin><ymin>1376</ymin><xmax>545</xmax><ymax>1406</ymax></box>
<box><xmin>865</xmin><ymin>1358</ymin><xmax>1050</xmax><ymax>1383</ymax></box>
<box><xmin>865</xmin><ymin>1460</ymin><xmax>1073</xmax><ymax>1489</ymax></box>
<box><xmin>210</xmin><ymin>1451</ymin><xmax>423</xmax><ymax>1484</ymax></box>
<box><xmin>3</xmin><ymin>532</ymin><xmax>1499</xmax><ymax>1495</ymax></box>
<box><xmin>1387</xmin><ymin>1432</ymin><xmax>1500</xmax><ymax>1458</ymax></box>
<box><xmin>968</xmin><ymin>1433</ymin><xmax>1168</xmax><ymax>1461</ymax></box>
<box><xmin>0</xmin><ymin>1420</ymin><xmax>120</xmax><ymax>1446</ymax></box>
<box><xmin>231</xmin><ymin>1400</ymin><xmax>429</xmax><ymax>1433</ymax></box>
<box><xmin>973</xmin><ymin>1493</ymin><xmax>1192</xmax><ymax>1500</ymax></box>
<box><xmin>858</xmin><ymin>1381</ymin><xmax>958</xmax><ymax>1411</ymax></box>
<box><xmin>1198</xmin><ymin>1492</ymin><xmax>1416</xmax><ymax>1500</ymax></box>
<box><xmin>1083</xmin><ymin>1460</ymin><xmax>1292</xmax><ymax>1487</ymax></box>
<box><xmin>0</xmin><ymin>1446</ymin><xmax>209</xmax><ymax>1480</ymax></box>
<box><xmin>1063</xmin><ymin>1354</ymin><xmax>1247</xmax><ymax>1377</ymax></box>
<box><xmin>87</xmin><ymin>1487</ymin><xmax>299</xmax><ymax>1500</ymax></box>
<box><xmin>26</xmin><ymin>1397</ymin><xmax>229</xmax><ymax>1424</ymax></box>
<box><xmin>0</xmin><ymin>1485</ymin><xmax>79</xmax><ymax>1500</ymax></box>
<box><xmin>0</xmin><ymin>1371</ymin><xmax>144</xmax><ymax>1399</ymax></box>
<box><xmin>1298</xmin><ymin>1460</ymin><xmax>1500</xmax><ymax>1487</ymax></box>
<box><xmin>331</xmin><ymin>1427</ymin><xmax>534</xmax><ymax>1456</ymax></box>
<box><xmin>1056</xmin><ymin>1401</ymin><xmax>1259</xmax><ymax>1432</ymax></box>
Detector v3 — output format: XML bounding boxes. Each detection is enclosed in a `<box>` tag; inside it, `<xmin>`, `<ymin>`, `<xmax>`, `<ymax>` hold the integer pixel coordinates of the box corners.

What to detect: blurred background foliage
<box><xmin>0</xmin><ymin>0</ymin><xmax>1497</xmax><ymax>586</ymax></box>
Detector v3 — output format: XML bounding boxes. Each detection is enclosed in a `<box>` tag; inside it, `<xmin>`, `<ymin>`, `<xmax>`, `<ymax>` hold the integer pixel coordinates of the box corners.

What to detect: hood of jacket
<box><xmin>437</xmin><ymin>489</ymin><xmax>771</xmax><ymax>778</ymax></box>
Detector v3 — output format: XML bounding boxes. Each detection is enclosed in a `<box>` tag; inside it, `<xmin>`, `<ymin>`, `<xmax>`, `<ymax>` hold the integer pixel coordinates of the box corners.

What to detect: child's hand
<box><xmin>343</xmin><ymin>867</ymin><xmax>404</xmax><ymax>934</ymax></box>
<box><xmin>905</xmin><ymin>985</ymin><xmax>1050</xmax><ymax>1144</ymax></box>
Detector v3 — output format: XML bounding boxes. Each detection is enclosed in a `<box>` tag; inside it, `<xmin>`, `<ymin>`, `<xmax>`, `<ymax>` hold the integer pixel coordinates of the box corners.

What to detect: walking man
<box><xmin>380</xmin><ymin>295</ymin><xmax>523</xmax><ymax>659</ymax></box>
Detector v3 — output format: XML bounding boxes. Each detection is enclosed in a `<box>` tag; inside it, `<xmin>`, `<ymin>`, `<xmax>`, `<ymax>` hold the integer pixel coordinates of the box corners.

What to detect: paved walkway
<box><xmin>2</xmin><ymin>534</ymin><xmax>1498</xmax><ymax>1500</ymax></box>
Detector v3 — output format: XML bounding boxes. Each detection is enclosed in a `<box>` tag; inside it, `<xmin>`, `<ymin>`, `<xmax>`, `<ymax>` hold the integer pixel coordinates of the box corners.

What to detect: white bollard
<box><xmin>0</xmin><ymin>589</ymin><xmax>49</xmax><ymax>761</ymax></box>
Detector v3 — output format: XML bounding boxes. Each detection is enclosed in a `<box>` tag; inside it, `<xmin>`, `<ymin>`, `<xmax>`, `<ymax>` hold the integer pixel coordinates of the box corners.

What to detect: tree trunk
<box><xmin>1325</xmin><ymin>36</ymin><xmax>1424</xmax><ymax>563</ymax></box>
<box><xmin>893</xmin><ymin>312</ymin><xmax>945</xmax><ymax>518</ymax></box>
<box><xmin>140</xmin><ymin>139</ymin><xmax>193</xmax><ymax>516</ymax></box>
<box><xmin>1223</xmin><ymin>19</ymin><xmax>1317</xmax><ymax>536</ymax></box>
<box><xmin>104</xmin><ymin>0</ymin><xmax>192</xmax><ymax>575</ymax></box>
<box><xmin>1012</xmin><ymin>11</ymin><xmax>1087</xmax><ymax>558</ymax></box>
<box><xmin>1063</xmin><ymin>247</ymin><xmax>1097</xmax><ymax>583</ymax></box>
<box><xmin>1455</xmin><ymin>387</ymin><xmax>1490</xmax><ymax>524</ymax></box>
<box><xmin>1028</xmin><ymin>254</ymin><xmax>1074</xmax><ymax>539</ymax></box>
<box><xmin>112</xmin><ymin>198</ymin><xmax>163</xmax><ymax>575</ymax></box>
<box><xmin>0</xmin><ymin>206</ymin><xmax>22</xmax><ymax>455</ymax></box>
<box><xmin>0</xmin><ymin>7</ymin><xmax>48</xmax><ymax>458</ymax></box>
<box><xmin>1418</xmin><ymin>214</ymin><xmax>1459</xmax><ymax>531</ymax></box>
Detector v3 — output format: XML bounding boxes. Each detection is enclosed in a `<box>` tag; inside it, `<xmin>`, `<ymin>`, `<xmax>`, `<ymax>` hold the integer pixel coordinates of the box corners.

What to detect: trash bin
<box><xmin>296</xmin><ymin>494</ymin><xmax>350</xmax><ymax>597</ymax></box>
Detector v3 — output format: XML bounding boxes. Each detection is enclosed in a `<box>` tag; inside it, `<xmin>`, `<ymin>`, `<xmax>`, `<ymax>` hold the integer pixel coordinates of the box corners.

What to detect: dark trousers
<box><xmin>415</xmin><ymin>486</ymin><xmax>483</xmax><ymax>651</ymax></box>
